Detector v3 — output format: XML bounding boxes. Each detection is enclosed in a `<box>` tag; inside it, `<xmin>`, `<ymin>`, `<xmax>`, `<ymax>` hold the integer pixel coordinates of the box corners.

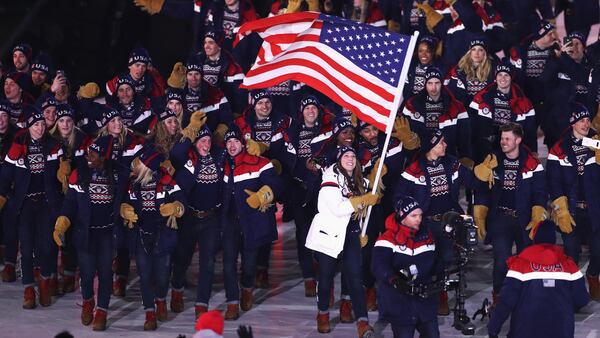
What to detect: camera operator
<box><xmin>394</xmin><ymin>129</ymin><xmax>480</xmax><ymax>315</ymax></box>
<box><xmin>472</xmin><ymin>122</ymin><xmax>547</xmax><ymax>307</ymax></box>
<box><xmin>487</xmin><ymin>220</ymin><xmax>589</xmax><ymax>338</ymax></box>
<box><xmin>372</xmin><ymin>196</ymin><xmax>442</xmax><ymax>338</ymax></box>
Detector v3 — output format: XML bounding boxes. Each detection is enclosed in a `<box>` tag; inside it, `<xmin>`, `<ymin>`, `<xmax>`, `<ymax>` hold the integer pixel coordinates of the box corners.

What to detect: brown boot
<box><xmin>587</xmin><ymin>275</ymin><xmax>600</xmax><ymax>301</ymax></box>
<box><xmin>365</xmin><ymin>287</ymin><xmax>377</xmax><ymax>311</ymax></box>
<box><xmin>38</xmin><ymin>278</ymin><xmax>51</xmax><ymax>307</ymax></box>
<box><xmin>49</xmin><ymin>276</ymin><xmax>58</xmax><ymax>297</ymax></box>
<box><xmin>81</xmin><ymin>298</ymin><xmax>95</xmax><ymax>326</ymax></box>
<box><xmin>143</xmin><ymin>311</ymin><xmax>157</xmax><ymax>331</ymax></box>
<box><xmin>304</xmin><ymin>279</ymin><xmax>317</xmax><ymax>297</ymax></box>
<box><xmin>255</xmin><ymin>268</ymin><xmax>269</xmax><ymax>289</ymax></box>
<box><xmin>195</xmin><ymin>305</ymin><xmax>208</xmax><ymax>319</ymax></box>
<box><xmin>438</xmin><ymin>291</ymin><xmax>450</xmax><ymax>316</ymax></box>
<box><xmin>240</xmin><ymin>288</ymin><xmax>254</xmax><ymax>311</ymax></box>
<box><xmin>92</xmin><ymin>309</ymin><xmax>107</xmax><ymax>331</ymax></box>
<box><xmin>316</xmin><ymin>312</ymin><xmax>331</xmax><ymax>333</ymax></box>
<box><xmin>23</xmin><ymin>286</ymin><xmax>37</xmax><ymax>309</ymax></box>
<box><xmin>339</xmin><ymin>299</ymin><xmax>354</xmax><ymax>323</ymax></box>
<box><xmin>170</xmin><ymin>289</ymin><xmax>184</xmax><ymax>313</ymax></box>
<box><xmin>2</xmin><ymin>264</ymin><xmax>16</xmax><ymax>282</ymax></box>
<box><xmin>224</xmin><ymin>303</ymin><xmax>240</xmax><ymax>320</ymax></box>
<box><xmin>112</xmin><ymin>276</ymin><xmax>126</xmax><ymax>297</ymax></box>
<box><xmin>357</xmin><ymin>319</ymin><xmax>374</xmax><ymax>338</ymax></box>
<box><xmin>61</xmin><ymin>275</ymin><xmax>76</xmax><ymax>294</ymax></box>
<box><xmin>155</xmin><ymin>299</ymin><xmax>168</xmax><ymax>321</ymax></box>
<box><xmin>33</xmin><ymin>267</ymin><xmax>41</xmax><ymax>284</ymax></box>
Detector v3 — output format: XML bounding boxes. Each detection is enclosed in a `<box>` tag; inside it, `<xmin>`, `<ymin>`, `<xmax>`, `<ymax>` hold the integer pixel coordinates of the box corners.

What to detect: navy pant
<box><xmin>316</xmin><ymin>226</ymin><xmax>368</xmax><ymax>320</ymax></box>
<box><xmin>290</xmin><ymin>181</ymin><xmax>316</xmax><ymax>280</ymax></box>
<box><xmin>171</xmin><ymin>213</ymin><xmax>221</xmax><ymax>306</ymax></box>
<box><xmin>391</xmin><ymin>320</ymin><xmax>440</xmax><ymax>338</ymax></box>
<box><xmin>222</xmin><ymin>214</ymin><xmax>258</xmax><ymax>303</ymax></box>
<box><xmin>78</xmin><ymin>228</ymin><xmax>113</xmax><ymax>310</ymax></box>
<box><xmin>488</xmin><ymin>211</ymin><xmax>527</xmax><ymax>293</ymax></box>
<box><xmin>18</xmin><ymin>198</ymin><xmax>53</xmax><ymax>285</ymax></box>
<box><xmin>2</xmin><ymin>209</ymin><xmax>18</xmax><ymax>266</ymax></box>
<box><xmin>136</xmin><ymin>244</ymin><xmax>170</xmax><ymax>310</ymax></box>
<box><xmin>562</xmin><ymin>208</ymin><xmax>600</xmax><ymax>277</ymax></box>
<box><xmin>61</xmin><ymin>227</ymin><xmax>78</xmax><ymax>275</ymax></box>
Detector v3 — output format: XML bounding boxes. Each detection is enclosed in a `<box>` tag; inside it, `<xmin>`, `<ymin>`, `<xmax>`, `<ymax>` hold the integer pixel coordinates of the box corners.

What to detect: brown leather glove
<box><xmin>551</xmin><ymin>196</ymin><xmax>575</xmax><ymax>234</ymax></box>
<box><xmin>133</xmin><ymin>0</ymin><xmax>165</xmax><ymax>15</ymax></box>
<box><xmin>160</xmin><ymin>201</ymin><xmax>185</xmax><ymax>229</ymax></box>
<box><xmin>525</xmin><ymin>205</ymin><xmax>548</xmax><ymax>240</ymax></box>
<box><xmin>245</xmin><ymin>186</ymin><xmax>275</xmax><ymax>212</ymax></box>
<box><xmin>415</xmin><ymin>3</ymin><xmax>444</xmax><ymax>33</ymax></box>
<box><xmin>77</xmin><ymin>82</ymin><xmax>100</xmax><ymax>99</ymax></box>
<box><xmin>286</xmin><ymin>0</ymin><xmax>302</xmax><ymax>13</ymax></box>
<box><xmin>349</xmin><ymin>193</ymin><xmax>379</xmax><ymax>212</ymax></box>
<box><xmin>53</xmin><ymin>216</ymin><xmax>71</xmax><ymax>247</ymax></box>
<box><xmin>393</xmin><ymin>116</ymin><xmax>420</xmax><ymax>150</ymax></box>
<box><xmin>589</xmin><ymin>135</ymin><xmax>600</xmax><ymax>164</ymax></box>
<box><xmin>57</xmin><ymin>158</ymin><xmax>71</xmax><ymax>194</ymax></box>
<box><xmin>367</xmin><ymin>158</ymin><xmax>388</xmax><ymax>191</ymax></box>
<box><xmin>120</xmin><ymin>203</ymin><xmax>139</xmax><ymax>229</ymax></box>
<box><xmin>167</xmin><ymin>62</ymin><xmax>186</xmax><ymax>89</ymax></box>
<box><xmin>473</xmin><ymin>205</ymin><xmax>488</xmax><ymax>241</ymax></box>
<box><xmin>270</xmin><ymin>159</ymin><xmax>282</xmax><ymax>175</ymax></box>
<box><xmin>592</xmin><ymin>105</ymin><xmax>600</xmax><ymax>132</ymax></box>
<box><xmin>246</xmin><ymin>139</ymin><xmax>269</xmax><ymax>156</ymax></box>
<box><xmin>306</xmin><ymin>0</ymin><xmax>320</xmax><ymax>11</ymax></box>
<box><xmin>0</xmin><ymin>195</ymin><xmax>6</xmax><ymax>211</ymax></box>
<box><xmin>212</xmin><ymin>123</ymin><xmax>228</xmax><ymax>145</ymax></box>
<box><xmin>474</xmin><ymin>154</ymin><xmax>498</xmax><ymax>188</ymax></box>
<box><xmin>181</xmin><ymin>111</ymin><xmax>207</xmax><ymax>142</ymax></box>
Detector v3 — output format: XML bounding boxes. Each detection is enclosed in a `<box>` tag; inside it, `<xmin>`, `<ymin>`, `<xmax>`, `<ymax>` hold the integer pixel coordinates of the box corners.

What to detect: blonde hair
<box><xmin>50</xmin><ymin>121</ymin><xmax>78</xmax><ymax>158</ymax></box>
<box><xmin>152</xmin><ymin>119</ymin><xmax>181</xmax><ymax>156</ymax></box>
<box><xmin>97</xmin><ymin>124</ymin><xmax>127</xmax><ymax>146</ymax></box>
<box><xmin>131</xmin><ymin>157</ymin><xmax>155</xmax><ymax>186</ymax></box>
<box><xmin>457</xmin><ymin>48</ymin><xmax>493</xmax><ymax>82</ymax></box>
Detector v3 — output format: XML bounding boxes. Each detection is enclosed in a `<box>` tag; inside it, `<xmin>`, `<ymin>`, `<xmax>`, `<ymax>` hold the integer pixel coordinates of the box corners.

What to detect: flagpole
<box><xmin>360</xmin><ymin>31</ymin><xmax>419</xmax><ymax>241</ymax></box>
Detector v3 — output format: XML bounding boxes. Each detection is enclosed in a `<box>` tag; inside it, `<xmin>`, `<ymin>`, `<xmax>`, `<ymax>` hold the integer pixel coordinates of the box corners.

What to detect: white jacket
<box><xmin>305</xmin><ymin>165</ymin><xmax>366</xmax><ymax>258</ymax></box>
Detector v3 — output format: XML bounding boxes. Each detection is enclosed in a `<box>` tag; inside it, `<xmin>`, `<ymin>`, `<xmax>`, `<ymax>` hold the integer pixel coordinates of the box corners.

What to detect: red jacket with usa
<box><xmin>371</xmin><ymin>214</ymin><xmax>440</xmax><ymax>325</ymax></box>
<box><xmin>469</xmin><ymin>83</ymin><xmax>537</xmax><ymax>160</ymax></box>
<box><xmin>547</xmin><ymin>130</ymin><xmax>600</xmax><ymax>232</ymax></box>
<box><xmin>487</xmin><ymin>244</ymin><xmax>589</xmax><ymax>338</ymax></box>
<box><xmin>221</xmin><ymin>151</ymin><xmax>282</xmax><ymax>250</ymax></box>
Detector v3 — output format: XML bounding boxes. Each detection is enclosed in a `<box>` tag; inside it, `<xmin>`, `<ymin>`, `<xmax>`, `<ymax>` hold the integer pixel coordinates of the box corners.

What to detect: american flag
<box><xmin>235</xmin><ymin>12</ymin><xmax>416</xmax><ymax>132</ymax></box>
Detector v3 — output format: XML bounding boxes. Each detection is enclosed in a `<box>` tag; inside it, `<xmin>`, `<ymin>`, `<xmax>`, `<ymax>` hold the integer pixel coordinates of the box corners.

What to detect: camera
<box><xmin>563</xmin><ymin>36</ymin><xmax>572</xmax><ymax>45</ymax></box>
<box><xmin>442</xmin><ymin>212</ymin><xmax>477</xmax><ymax>252</ymax></box>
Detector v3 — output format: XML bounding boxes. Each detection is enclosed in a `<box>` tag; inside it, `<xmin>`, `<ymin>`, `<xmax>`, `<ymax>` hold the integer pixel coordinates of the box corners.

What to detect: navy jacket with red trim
<box><xmin>170</xmin><ymin>138</ymin><xmax>224</xmax><ymax>212</ymax></box>
<box><xmin>106</xmin><ymin>95</ymin><xmax>156</xmax><ymax>136</ymax></box>
<box><xmin>60</xmin><ymin>167</ymin><xmax>124</xmax><ymax>251</ymax></box>
<box><xmin>487</xmin><ymin>244</ymin><xmax>589</xmax><ymax>338</ymax></box>
<box><xmin>182</xmin><ymin>81</ymin><xmax>233</xmax><ymax>131</ymax></box>
<box><xmin>234</xmin><ymin>110</ymin><xmax>296</xmax><ymax>175</ymax></box>
<box><xmin>394</xmin><ymin>154</ymin><xmax>479</xmax><ymax>214</ymax></box>
<box><xmin>125</xmin><ymin>172</ymin><xmax>185</xmax><ymax>256</ymax></box>
<box><xmin>196</xmin><ymin>50</ymin><xmax>247</xmax><ymax>114</ymax></box>
<box><xmin>469</xmin><ymin>83</ymin><xmax>537</xmax><ymax>160</ymax></box>
<box><xmin>403</xmin><ymin>87</ymin><xmax>472</xmax><ymax>159</ymax></box>
<box><xmin>221</xmin><ymin>151</ymin><xmax>282</xmax><ymax>249</ymax></box>
<box><xmin>547</xmin><ymin>130</ymin><xmax>600</xmax><ymax>231</ymax></box>
<box><xmin>474</xmin><ymin>147</ymin><xmax>547</xmax><ymax>227</ymax></box>
<box><xmin>0</xmin><ymin>131</ymin><xmax>63</xmax><ymax>212</ymax></box>
<box><xmin>372</xmin><ymin>214</ymin><xmax>440</xmax><ymax>325</ymax></box>
<box><xmin>106</xmin><ymin>72</ymin><xmax>165</xmax><ymax>99</ymax></box>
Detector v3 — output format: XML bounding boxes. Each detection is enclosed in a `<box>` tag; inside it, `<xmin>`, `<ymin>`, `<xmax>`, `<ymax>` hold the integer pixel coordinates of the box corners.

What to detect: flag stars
<box><xmin>380</xmin><ymin>51</ymin><xmax>385</xmax><ymax>57</ymax></box>
<box><xmin>375</xmin><ymin>42</ymin><xmax>380</xmax><ymax>48</ymax></box>
<box><xmin>367</xmin><ymin>43</ymin><xmax>373</xmax><ymax>49</ymax></box>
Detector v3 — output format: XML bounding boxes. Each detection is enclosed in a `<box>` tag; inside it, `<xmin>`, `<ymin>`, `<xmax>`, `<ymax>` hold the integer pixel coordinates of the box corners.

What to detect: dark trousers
<box><xmin>136</xmin><ymin>244</ymin><xmax>170</xmax><ymax>310</ymax></box>
<box><xmin>391</xmin><ymin>320</ymin><xmax>440</xmax><ymax>338</ymax></box>
<box><xmin>316</xmin><ymin>227</ymin><xmax>368</xmax><ymax>320</ymax></box>
<box><xmin>2</xmin><ymin>210</ymin><xmax>18</xmax><ymax>266</ymax></box>
<box><xmin>171</xmin><ymin>213</ymin><xmax>221</xmax><ymax>306</ymax></box>
<box><xmin>291</xmin><ymin>181</ymin><xmax>316</xmax><ymax>280</ymax></box>
<box><xmin>222</xmin><ymin>214</ymin><xmax>258</xmax><ymax>303</ymax></box>
<box><xmin>115</xmin><ymin>247</ymin><xmax>130</xmax><ymax>279</ymax></box>
<box><xmin>78</xmin><ymin>228</ymin><xmax>113</xmax><ymax>310</ymax></box>
<box><xmin>562</xmin><ymin>208</ymin><xmax>600</xmax><ymax>277</ymax></box>
<box><xmin>488</xmin><ymin>211</ymin><xmax>527</xmax><ymax>293</ymax></box>
<box><xmin>362</xmin><ymin>205</ymin><xmax>384</xmax><ymax>289</ymax></box>
<box><xmin>61</xmin><ymin>227</ymin><xmax>78</xmax><ymax>275</ymax></box>
<box><xmin>256</xmin><ymin>242</ymin><xmax>271</xmax><ymax>270</ymax></box>
<box><xmin>18</xmin><ymin>199</ymin><xmax>53</xmax><ymax>285</ymax></box>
